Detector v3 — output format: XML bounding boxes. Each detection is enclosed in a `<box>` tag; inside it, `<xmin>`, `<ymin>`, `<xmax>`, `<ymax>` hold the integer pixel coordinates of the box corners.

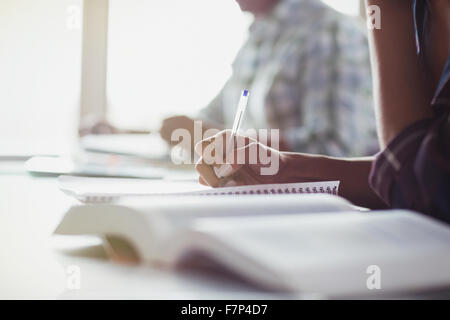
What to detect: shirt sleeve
<box><xmin>283</xmin><ymin>17</ymin><xmax>378</xmax><ymax>157</ymax></box>
<box><xmin>369</xmin><ymin>111</ymin><xmax>450</xmax><ymax>223</ymax></box>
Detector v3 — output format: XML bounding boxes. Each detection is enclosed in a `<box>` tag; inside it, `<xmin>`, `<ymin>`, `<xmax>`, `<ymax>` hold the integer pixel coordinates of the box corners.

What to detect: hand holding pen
<box><xmin>195</xmin><ymin>90</ymin><xmax>288</xmax><ymax>187</ymax></box>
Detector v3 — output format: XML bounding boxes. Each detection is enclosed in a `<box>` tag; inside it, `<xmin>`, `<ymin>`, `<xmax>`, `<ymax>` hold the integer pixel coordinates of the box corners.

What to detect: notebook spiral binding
<box><xmin>197</xmin><ymin>186</ymin><xmax>338</xmax><ymax>196</ymax></box>
<box><xmin>79</xmin><ymin>182</ymin><xmax>340</xmax><ymax>203</ymax></box>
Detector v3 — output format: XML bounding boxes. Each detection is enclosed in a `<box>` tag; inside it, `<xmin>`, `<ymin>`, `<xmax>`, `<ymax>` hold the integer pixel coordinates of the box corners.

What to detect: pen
<box><xmin>214</xmin><ymin>89</ymin><xmax>249</xmax><ymax>179</ymax></box>
<box><xmin>228</xmin><ymin>89</ymin><xmax>249</xmax><ymax>155</ymax></box>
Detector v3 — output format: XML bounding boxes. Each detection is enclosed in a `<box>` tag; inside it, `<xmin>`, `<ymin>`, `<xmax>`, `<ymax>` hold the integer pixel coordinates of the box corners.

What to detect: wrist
<box><xmin>277</xmin><ymin>152</ymin><xmax>327</xmax><ymax>183</ymax></box>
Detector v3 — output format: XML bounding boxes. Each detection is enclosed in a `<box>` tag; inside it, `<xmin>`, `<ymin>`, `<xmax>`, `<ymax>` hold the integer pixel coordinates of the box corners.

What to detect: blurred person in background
<box><xmin>195</xmin><ymin>0</ymin><xmax>450</xmax><ymax>223</ymax></box>
<box><xmin>83</xmin><ymin>0</ymin><xmax>378</xmax><ymax>157</ymax></box>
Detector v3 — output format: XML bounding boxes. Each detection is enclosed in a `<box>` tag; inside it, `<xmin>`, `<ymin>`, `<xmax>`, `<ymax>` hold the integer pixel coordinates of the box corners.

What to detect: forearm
<box><xmin>365</xmin><ymin>0</ymin><xmax>433</xmax><ymax>147</ymax></box>
<box><xmin>281</xmin><ymin>153</ymin><xmax>386</xmax><ymax>209</ymax></box>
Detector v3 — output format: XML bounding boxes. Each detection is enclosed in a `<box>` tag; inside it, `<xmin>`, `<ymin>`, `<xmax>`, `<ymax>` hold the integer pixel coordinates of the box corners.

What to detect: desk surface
<box><xmin>1</xmin><ymin>161</ymin><xmax>450</xmax><ymax>299</ymax></box>
<box><xmin>0</xmin><ymin>161</ymin><xmax>292</xmax><ymax>299</ymax></box>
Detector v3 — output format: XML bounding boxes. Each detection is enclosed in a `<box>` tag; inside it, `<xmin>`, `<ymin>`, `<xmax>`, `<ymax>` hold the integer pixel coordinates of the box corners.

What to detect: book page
<box><xmin>190</xmin><ymin>211</ymin><xmax>450</xmax><ymax>296</ymax></box>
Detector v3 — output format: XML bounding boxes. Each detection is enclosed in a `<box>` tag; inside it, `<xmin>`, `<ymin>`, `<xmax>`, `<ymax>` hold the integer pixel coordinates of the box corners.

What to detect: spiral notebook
<box><xmin>58</xmin><ymin>175</ymin><xmax>340</xmax><ymax>203</ymax></box>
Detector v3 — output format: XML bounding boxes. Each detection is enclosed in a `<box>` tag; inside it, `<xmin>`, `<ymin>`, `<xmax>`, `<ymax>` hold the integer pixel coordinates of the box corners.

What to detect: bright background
<box><xmin>106</xmin><ymin>0</ymin><xmax>252</xmax><ymax>130</ymax></box>
<box><xmin>0</xmin><ymin>0</ymin><xmax>82</xmax><ymax>155</ymax></box>
<box><xmin>0</xmin><ymin>0</ymin><xmax>360</xmax><ymax>155</ymax></box>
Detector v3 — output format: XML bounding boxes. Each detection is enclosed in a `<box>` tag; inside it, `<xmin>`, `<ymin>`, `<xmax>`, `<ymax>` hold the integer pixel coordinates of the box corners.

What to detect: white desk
<box><xmin>0</xmin><ymin>161</ymin><xmax>292</xmax><ymax>299</ymax></box>
<box><xmin>2</xmin><ymin>161</ymin><xmax>450</xmax><ymax>300</ymax></box>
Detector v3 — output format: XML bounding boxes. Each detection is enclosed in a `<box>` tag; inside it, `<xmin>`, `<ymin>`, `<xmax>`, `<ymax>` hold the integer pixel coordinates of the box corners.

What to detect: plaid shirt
<box><xmin>369</xmin><ymin>0</ymin><xmax>450</xmax><ymax>223</ymax></box>
<box><xmin>199</xmin><ymin>0</ymin><xmax>378</xmax><ymax>156</ymax></box>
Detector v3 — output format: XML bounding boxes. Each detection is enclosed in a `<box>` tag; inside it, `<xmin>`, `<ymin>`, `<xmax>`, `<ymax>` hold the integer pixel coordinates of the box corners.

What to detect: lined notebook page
<box><xmin>58</xmin><ymin>175</ymin><xmax>339</xmax><ymax>203</ymax></box>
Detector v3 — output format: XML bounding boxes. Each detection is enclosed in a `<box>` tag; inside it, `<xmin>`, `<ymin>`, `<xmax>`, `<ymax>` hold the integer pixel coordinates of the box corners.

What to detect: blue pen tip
<box><xmin>243</xmin><ymin>90</ymin><xmax>249</xmax><ymax>97</ymax></box>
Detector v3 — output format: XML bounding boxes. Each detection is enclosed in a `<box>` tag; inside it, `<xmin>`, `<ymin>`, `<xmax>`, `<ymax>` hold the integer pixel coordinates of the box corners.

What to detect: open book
<box><xmin>55</xmin><ymin>194</ymin><xmax>450</xmax><ymax>297</ymax></box>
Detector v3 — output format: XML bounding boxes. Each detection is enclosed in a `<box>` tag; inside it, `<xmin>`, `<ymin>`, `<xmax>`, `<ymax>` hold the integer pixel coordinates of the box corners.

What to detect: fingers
<box><xmin>221</xmin><ymin>179</ymin><xmax>240</xmax><ymax>187</ymax></box>
<box><xmin>195</xmin><ymin>160</ymin><xmax>220</xmax><ymax>187</ymax></box>
<box><xmin>198</xmin><ymin>176</ymin><xmax>208</xmax><ymax>186</ymax></box>
<box><xmin>213</xmin><ymin>140</ymin><xmax>262</xmax><ymax>178</ymax></box>
<box><xmin>195</xmin><ymin>130</ymin><xmax>276</xmax><ymax>187</ymax></box>
<box><xmin>195</xmin><ymin>142</ymin><xmax>263</xmax><ymax>187</ymax></box>
<box><xmin>193</xmin><ymin>130</ymin><xmax>226</xmax><ymax>158</ymax></box>
<box><xmin>213</xmin><ymin>163</ymin><xmax>234</xmax><ymax>179</ymax></box>
<box><xmin>198</xmin><ymin>171</ymin><xmax>241</xmax><ymax>187</ymax></box>
<box><xmin>195</xmin><ymin>135</ymin><xmax>220</xmax><ymax>165</ymax></box>
<box><xmin>194</xmin><ymin>130</ymin><xmax>257</xmax><ymax>163</ymax></box>
<box><xmin>159</xmin><ymin>116</ymin><xmax>193</xmax><ymax>144</ymax></box>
